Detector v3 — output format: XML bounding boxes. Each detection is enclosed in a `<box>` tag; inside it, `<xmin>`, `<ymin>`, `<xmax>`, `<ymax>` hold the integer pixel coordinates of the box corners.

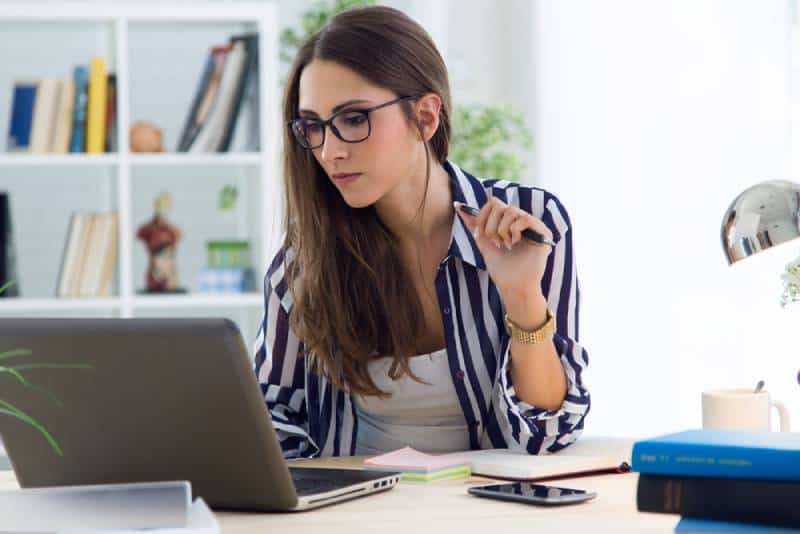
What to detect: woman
<box><xmin>254</xmin><ymin>5</ymin><xmax>590</xmax><ymax>459</ymax></box>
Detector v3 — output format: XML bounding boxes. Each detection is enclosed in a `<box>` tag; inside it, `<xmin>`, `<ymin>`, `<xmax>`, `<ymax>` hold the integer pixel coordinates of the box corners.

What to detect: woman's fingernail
<box><xmin>493</xmin><ymin>240</ymin><xmax>502</xmax><ymax>249</ymax></box>
<box><xmin>505</xmin><ymin>242</ymin><xmax>512</xmax><ymax>251</ymax></box>
<box><xmin>473</xmin><ymin>229</ymin><xmax>479</xmax><ymax>239</ymax></box>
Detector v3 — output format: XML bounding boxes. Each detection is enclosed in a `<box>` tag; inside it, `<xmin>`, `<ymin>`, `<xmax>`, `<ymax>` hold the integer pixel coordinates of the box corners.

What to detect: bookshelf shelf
<box><xmin>0</xmin><ymin>297</ymin><xmax>121</xmax><ymax>312</ymax></box>
<box><xmin>0</xmin><ymin>3</ymin><xmax>281</xmax><ymax>345</ymax></box>
<box><xmin>0</xmin><ymin>154</ymin><xmax>119</xmax><ymax>167</ymax></box>
<box><xmin>132</xmin><ymin>292</ymin><xmax>262</xmax><ymax>309</ymax></box>
<box><xmin>129</xmin><ymin>153</ymin><xmax>263</xmax><ymax>167</ymax></box>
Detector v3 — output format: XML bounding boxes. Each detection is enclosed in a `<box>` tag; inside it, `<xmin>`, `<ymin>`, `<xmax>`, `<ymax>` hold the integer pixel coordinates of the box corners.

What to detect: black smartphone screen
<box><xmin>468</xmin><ymin>482</ymin><xmax>597</xmax><ymax>506</ymax></box>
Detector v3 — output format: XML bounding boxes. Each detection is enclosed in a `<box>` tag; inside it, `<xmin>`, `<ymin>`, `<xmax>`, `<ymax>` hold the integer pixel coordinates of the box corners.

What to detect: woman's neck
<box><xmin>374</xmin><ymin>160</ymin><xmax>453</xmax><ymax>252</ymax></box>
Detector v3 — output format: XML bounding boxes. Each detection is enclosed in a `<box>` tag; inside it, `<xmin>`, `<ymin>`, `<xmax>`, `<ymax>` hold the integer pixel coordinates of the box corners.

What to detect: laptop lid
<box><xmin>0</xmin><ymin>318</ymin><xmax>300</xmax><ymax>511</ymax></box>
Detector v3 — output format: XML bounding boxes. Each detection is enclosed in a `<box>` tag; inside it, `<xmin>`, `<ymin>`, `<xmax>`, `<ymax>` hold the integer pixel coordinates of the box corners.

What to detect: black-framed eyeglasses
<box><xmin>288</xmin><ymin>95</ymin><xmax>418</xmax><ymax>150</ymax></box>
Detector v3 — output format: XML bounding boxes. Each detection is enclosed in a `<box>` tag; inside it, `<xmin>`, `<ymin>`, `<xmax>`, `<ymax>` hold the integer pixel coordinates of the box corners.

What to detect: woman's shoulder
<box><xmin>451</xmin><ymin>162</ymin><xmax>572</xmax><ymax>226</ymax></box>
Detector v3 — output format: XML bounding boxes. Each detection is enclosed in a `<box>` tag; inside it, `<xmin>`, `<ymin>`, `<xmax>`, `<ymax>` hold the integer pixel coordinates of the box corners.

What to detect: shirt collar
<box><xmin>444</xmin><ymin>160</ymin><xmax>488</xmax><ymax>271</ymax></box>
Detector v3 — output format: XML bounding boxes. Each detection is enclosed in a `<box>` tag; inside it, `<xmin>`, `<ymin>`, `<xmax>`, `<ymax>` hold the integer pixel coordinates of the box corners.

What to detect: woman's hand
<box><xmin>454</xmin><ymin>198</ymin><xmax>553</xmax><ymax>303</ymax></box>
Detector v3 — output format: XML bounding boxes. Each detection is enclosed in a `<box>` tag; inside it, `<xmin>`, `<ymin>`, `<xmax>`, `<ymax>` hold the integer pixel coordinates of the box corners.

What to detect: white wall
<box><xmin>532</xmin><ymin>0</ymin><xmax>799</xmax><ymax>438</ymax></box>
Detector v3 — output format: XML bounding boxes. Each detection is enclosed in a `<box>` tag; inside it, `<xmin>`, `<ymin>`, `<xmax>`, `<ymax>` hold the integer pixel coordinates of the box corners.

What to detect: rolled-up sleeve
<box><xmin>253</xmin><ymin>249</ymin><xmax>319</xmax><ymax>459</ymax></box>
<box><xmin>495</xmin><ymin>194</ymin><xmax>590</xmax><ymax>454</ymax></box>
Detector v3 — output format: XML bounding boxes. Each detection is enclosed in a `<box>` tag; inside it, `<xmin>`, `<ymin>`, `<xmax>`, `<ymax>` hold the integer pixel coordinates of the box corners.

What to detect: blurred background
<box><xmin>1</xmin><ymin>0</ymin><xmax>799</xmax><ymax>440</ymax></box>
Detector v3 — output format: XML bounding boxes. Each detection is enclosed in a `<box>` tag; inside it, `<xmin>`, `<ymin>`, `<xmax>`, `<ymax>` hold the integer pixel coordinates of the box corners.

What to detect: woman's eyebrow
<box><xmin>299</xmin><ymin>99</ymin><xmax>372</xmax><ymax>118</ymax></box>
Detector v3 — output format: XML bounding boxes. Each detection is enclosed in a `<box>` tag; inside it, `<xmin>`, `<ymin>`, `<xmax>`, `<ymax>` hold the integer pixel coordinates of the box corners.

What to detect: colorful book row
<box><xmin>7</xmin><ymin>57</ymin><xmax>116</xmax><ymax>154</ymax></box>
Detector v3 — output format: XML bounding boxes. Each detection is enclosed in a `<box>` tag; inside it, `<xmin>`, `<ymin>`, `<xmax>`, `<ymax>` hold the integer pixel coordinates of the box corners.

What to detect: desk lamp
<box><xmin>721</xmin><ymin>180</ymin><xmax>800</xmax><ymax>384</ymax></box>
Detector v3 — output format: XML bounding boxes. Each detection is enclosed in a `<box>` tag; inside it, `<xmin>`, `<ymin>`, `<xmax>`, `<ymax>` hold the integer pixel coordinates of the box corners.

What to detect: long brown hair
<box><xmin>281</xmin><ymin>6</ymin><xmax>452</xmax><ymax>397</ymax></box>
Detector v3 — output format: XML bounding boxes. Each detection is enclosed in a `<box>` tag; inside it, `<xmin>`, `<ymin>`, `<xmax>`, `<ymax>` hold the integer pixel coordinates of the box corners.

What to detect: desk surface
<box><xmin>0</xmin><ymin>441</ymin><xmax>680</xmax><ymax>534</ymax></box>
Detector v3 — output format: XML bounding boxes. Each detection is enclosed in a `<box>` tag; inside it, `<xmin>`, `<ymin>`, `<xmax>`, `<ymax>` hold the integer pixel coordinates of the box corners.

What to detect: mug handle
<box><xmin>772</xmin><ymin>399</ymin><xmax>791</xmax><ymax>432</ymax></box>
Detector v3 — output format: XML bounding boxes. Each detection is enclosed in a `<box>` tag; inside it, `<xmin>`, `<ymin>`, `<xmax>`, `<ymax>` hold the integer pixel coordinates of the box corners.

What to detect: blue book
<box><xmin>632</xmin><ymin>429</ymin><xmax>800</xmax><ymax>481</ymax></box>
<box><xmin>69</xmin><ymin>65</ymin><xmax>88</xmax><ymax>153</ymax></box>
<box><xmin>6</xmin><ymin>81</ymin><xmax>37</xmax><ymax>151</ymax></box>
<box><xmin>676</xmin><ymin>517</ymin><xmax>800</xmax><ymax>533</ymax></box>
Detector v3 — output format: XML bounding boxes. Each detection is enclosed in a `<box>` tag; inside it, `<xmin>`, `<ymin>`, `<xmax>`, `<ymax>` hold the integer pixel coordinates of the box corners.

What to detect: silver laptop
<box><xmin>0</xmin><ymin>318</ymin><xmax>400</xmax><ymax>511</ymax></box>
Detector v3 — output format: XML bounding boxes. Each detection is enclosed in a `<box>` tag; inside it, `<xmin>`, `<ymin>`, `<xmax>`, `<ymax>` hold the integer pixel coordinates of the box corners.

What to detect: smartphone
<box><xmin>468</xmin><ymin>482</ymin><xmax>597</xmax><ymax>506</ymax></box>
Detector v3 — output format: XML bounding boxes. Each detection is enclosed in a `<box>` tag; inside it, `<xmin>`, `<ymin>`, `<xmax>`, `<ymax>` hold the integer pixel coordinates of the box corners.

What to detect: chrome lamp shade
<box><xmin>721</xmin><ymin>180</ymin><xmax>800</xmax><ymax>265</ymax></box>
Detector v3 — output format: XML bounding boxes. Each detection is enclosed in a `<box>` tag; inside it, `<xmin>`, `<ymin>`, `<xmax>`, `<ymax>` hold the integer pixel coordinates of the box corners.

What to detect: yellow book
<box><xmin>86</xmin><ymin>57</ymin><xmax>107</xmax><ymax>153</ymax></box>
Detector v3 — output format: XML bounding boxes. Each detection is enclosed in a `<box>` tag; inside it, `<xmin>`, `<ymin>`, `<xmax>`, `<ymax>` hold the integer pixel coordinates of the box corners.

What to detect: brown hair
<box><xmin>281</xmin><ymin>5</ymin><xmax>452</xmax><ymax>397</ymax></box>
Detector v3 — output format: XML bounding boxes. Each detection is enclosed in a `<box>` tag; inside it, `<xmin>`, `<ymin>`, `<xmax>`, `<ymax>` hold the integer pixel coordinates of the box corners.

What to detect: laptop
<box><xmin>0</xmin><ymin>318</ymin><xmax>400</xmax><ymax>511</ymax></box>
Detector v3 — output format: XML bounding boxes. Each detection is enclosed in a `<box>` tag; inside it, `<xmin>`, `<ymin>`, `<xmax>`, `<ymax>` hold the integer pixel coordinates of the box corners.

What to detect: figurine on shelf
<box><xmin>130</xmin><ymin>121</ymin><xmax>164</xmax><ymax>153</ymax></box>
<box><xmin>136</xmin><ymin>192</ymin><xmax>186</xmax><ymax>293</ymax></box>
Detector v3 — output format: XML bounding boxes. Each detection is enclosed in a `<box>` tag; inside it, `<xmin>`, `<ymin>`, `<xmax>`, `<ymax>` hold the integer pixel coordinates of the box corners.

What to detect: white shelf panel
<box><xmin>132</xmin><ymin>292</ymin><xmax>262</xmax><ymax>309</ymax></box>
<box><xmin>0</xmin><ymin>154</ymin><xmax>119</xmax><ymax>167</ymax></box>
<box><xmin>129</xmin><ymin>153</ymin><xmax>262</xmax><ymax>167</ymax></box>
<box><xmin>0</xmin><ymin>298</ymin><xmax>121</xmax><ymax>312</ymax></box>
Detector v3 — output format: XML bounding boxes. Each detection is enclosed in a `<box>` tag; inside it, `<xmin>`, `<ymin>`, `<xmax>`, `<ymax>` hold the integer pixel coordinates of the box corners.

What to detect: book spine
<box><xmin>7</xmin><ymin>82</ymin><xmax>37</xmax><ymax>152</ymax></box>
<box><xmin>69</xmin><ymin>66</ymin><xmax>89</xmax><ymax>153</ymax></box>
<box><xmin>218</xmin><ymin>34</ymin><xmax>258</xmax><ymax>152</ymax></box>
<box><xmin>86</xmin><ymin>57</ymin><xmax>107</xmax><ymax>154</ymax></box>
<box><xmin>51</xmin><ymin>78</ymin><xmax>75</xmax><ymax>154</ymax></box>
<box><xmin>105</xmin><ymin>74</ymin><xmax>117</xmax><ymax>153</ymax></box>
<box><xmin>177</xmin><ymin>50</ymin><xmax>215</xmax><ymax>152</ymax></box>
<box><xmin>637</xmin><ymin>474</ymin><xmax>800</xmax><ymax>528</ymax></box>
<box><xmin>632</xmin><ymin>441</ymin><xmax>799</xmax><ymax>481</ymax></box>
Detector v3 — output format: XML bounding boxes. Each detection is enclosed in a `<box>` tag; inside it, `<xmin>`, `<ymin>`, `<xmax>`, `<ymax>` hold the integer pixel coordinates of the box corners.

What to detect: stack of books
<box><xmin>6</xmin><ymin>57</ymin><xmax>116</xmax><ymax>154</ymax></box>
<box><xmin>56</xmin><ymin>211</ymin><xmax>119</xmax><ymax>298</ymax></box>
<box><xmin>632</xmin><ymin>429</ymin><xmax>800</xmax><ymax>532</ymax></box>
<box><xmin>177</xmin><ymin>33</ymin><xmax>259</xmax><ymax>153</ymax></box>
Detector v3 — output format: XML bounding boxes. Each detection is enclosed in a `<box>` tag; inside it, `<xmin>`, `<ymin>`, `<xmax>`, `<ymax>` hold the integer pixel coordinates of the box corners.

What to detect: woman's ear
<box><xmin>414</xmin><ymin>93</ymin><xmax>442</xmax><ymax>142</ymax></box>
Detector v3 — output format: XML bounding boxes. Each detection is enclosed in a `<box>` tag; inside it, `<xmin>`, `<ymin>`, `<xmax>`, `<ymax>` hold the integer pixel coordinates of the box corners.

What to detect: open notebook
<box><xmin>365</xmin><ymin>437</ymin><xmax>632</xmax><ymax>481</ymax></box>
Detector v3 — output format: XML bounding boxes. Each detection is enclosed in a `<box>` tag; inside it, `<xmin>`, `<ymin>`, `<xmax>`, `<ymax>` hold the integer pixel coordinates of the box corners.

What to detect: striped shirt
<box><xmin>253</xmin><ymin>160</ymin><xmax>590</xmax><ymax>459</ymax></box>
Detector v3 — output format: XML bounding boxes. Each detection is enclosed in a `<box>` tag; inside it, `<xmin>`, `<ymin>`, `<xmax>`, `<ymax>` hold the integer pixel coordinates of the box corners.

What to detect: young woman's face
<box><xmin>297</xmin><ymin>60</ymin><xmax>424</xmax><ymax>209</ymax></box>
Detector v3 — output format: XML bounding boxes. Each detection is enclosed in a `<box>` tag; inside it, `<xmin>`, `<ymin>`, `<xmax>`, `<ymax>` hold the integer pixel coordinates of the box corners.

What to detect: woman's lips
<box><xmin>331</xmin><ymin>173</ymin><xmax>361</xmax><ymax>185</ymax></box>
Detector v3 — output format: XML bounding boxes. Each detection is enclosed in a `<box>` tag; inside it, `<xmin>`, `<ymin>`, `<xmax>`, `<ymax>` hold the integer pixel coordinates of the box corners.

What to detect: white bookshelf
<box><xmin>0</xmin><ymin>3</ymin><xmax>282</xmax><ymax>343</ymax></box>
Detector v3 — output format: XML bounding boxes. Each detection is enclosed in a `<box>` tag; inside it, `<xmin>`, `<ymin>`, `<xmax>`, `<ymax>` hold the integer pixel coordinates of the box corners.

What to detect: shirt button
<box><xmin>443</xmin><ymin>307</ymin><xmax>451</xmax><ymax>315</ymax></box>
<box><xmin>455</xmin><ymin>369</ymin><xmax>465</xmax><ymax>380</ymax></box>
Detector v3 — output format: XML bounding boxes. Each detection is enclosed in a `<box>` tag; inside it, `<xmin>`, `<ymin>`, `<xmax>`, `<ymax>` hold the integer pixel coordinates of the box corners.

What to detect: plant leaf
<box><xmin>0</xmin><ymin>349</ymin><xmax>32</xmax><ymax>361</ymax></box>
<box><xmin>0</xmin><ymin>401</ymin><xmax>63</xmax><ymax>456</ymax></box>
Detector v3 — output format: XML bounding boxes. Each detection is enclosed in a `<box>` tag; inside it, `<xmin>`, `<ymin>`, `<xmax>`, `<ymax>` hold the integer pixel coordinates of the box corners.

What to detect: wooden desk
<box><xmin>0</xmin><ymin>449</ymin><xmax>680</xmax><ymax>533</ymax></box>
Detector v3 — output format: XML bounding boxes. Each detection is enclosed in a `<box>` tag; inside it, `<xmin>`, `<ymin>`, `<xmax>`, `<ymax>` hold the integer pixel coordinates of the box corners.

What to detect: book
<box><xmin>189</xmin><ymin>41</ymin><xmax>247</xmax><ymax>153</ymax></box>
<box><xmin>438</xmin><ymin>447</ymin><xmax>630</xmax><ymax>481</ymax></box>
<box><xmin>86</xmin><ymin>57</ymin><xmax>108</xmax><ymax>153</ymax></box>
<box><xmin>28</xmin><ymin>78</ymin><xmax>59</xmax><ymax>153</ymax></box>
<box><xmin>217</xmin><ymin>33</ymin><xmax>258</xmax><ymax>152</ymax></box>
<box><xmin>97</xmin><ymin>212</ymin><xmax>119</xmax><ymax>296</ymax></box>
<box><xmin>178</xmin><ymin>45</ymin><xmax>230</xmax><ymax>152</ymax></box>
<box><xmin>631</xmin><ymin>429</ymin><xmax>800</xmax><ymax>481</ymax></box>
<box><xmin>105</xmin><ymin>73</ymin><xmax>117</xmax><ymax>152</ymax></box>
<box><xmin>6</xmin><ymin>81</ymin><xmax>37</xmax><ymax>152</ymax></box>
<box><xmin>177</xmin><ymin>49</ymin><xmax>216</xmax><ymax>151</ymax></box>
<box><xmin>675</xmin><ymin>518</ymin><xmax>800</xmax><ymax>533</ymax></box>
<box><xmin>50</xmin><ymin>78</ymin><xmax>75</xmax><ymax>153</ymax></box>
<box><xmin>638</xmin><ymin>473</ymin><xmax>800</xmax><ymax>528</ymax></box>
<box><xmin>69</xmin><ymin>65</ymin><xmax>89</xmax><ymax>153</ymax></box>
<box><xmin>56</xmin><ymin>213</ymin><xmax>83</xmax><ymax>297</ymax></box>
<box><xmin>0</xmin><ymin>192</ymin><xmax>18</xmax><ymax>296</ymax></box>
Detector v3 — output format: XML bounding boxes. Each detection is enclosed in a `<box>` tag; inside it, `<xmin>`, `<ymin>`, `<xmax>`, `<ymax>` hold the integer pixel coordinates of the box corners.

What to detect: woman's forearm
<box><xmin>502</xmin><ymin>290</ymin><xmax>568</xmax><ymax>411</ymax></box>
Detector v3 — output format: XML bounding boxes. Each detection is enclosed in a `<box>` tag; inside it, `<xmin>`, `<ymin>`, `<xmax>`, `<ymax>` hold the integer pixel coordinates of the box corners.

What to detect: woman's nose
<box><xmin>319</xmin><ymin>129</ymin><xmax>349</xmax><ymax>162</ymax></box>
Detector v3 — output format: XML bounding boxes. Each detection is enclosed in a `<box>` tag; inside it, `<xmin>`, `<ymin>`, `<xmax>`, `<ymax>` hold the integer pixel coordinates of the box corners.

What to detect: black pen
<box><xmin>456</xmin><ymin>203</ymin><xmax>556</xmax><ymax>247</ymax></box>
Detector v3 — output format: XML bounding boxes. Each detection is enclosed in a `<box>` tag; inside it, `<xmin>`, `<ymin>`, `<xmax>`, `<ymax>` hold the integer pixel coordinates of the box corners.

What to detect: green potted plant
<box><xmin>280</xmin><ymin>0</ymin><xmax>534</xmax><ymax>182</ymax></box>
<box><xmin>0</xmin><ymin>280</ymin><xmax>91</xmax><ymax>456</ymax></box>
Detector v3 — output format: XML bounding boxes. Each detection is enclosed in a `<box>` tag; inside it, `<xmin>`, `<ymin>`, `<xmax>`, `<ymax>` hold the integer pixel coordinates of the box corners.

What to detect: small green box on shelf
<box><xmin>207</xmin><ymin>240</ymin><xmax>251</xmax><ymax>269</ymax></box>
<box><xmin>199</xmin><ymin>240</ymin><xmax>255</xmax><ymax>293</ymax></box>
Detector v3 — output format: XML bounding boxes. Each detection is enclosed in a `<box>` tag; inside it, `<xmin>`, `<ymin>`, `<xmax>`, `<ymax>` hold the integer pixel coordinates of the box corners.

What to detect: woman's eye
<box><xmin>341</xmin><ymin>113</ymin><xmax>367</xmax><ymax>126</ymax></box>
<box><xmin>306</xmin><ymin>122</ymin><xmax>323</xmax><ymax>134</ymax></box>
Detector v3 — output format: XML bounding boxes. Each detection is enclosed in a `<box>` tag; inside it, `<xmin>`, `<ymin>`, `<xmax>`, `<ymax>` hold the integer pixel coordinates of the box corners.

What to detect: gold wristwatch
<box><xmin>504</xmin><ymin>309</ymin><xmax>555</xmax><ymax>344</ymax></box>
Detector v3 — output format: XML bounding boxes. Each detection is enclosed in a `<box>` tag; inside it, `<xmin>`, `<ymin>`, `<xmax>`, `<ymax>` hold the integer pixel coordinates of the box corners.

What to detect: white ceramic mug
<box><xmin>702</xmin><ymin>388</ymin><xmax>790</xmax><ymax>432</ymax></box>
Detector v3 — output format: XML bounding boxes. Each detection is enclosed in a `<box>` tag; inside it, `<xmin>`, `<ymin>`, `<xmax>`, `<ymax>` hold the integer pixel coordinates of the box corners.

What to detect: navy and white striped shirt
<box><xmin>253</xmin><ymin>161</ymin><xmax>590</xmax><ymax>458</ymax></box>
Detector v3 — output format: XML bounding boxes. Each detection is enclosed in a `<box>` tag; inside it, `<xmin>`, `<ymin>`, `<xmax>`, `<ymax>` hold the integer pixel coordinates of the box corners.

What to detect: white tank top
<box><xmin>353</xmin><ymin>348</ymin><xmax>471</xmax><ymax>455</ymax></box>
